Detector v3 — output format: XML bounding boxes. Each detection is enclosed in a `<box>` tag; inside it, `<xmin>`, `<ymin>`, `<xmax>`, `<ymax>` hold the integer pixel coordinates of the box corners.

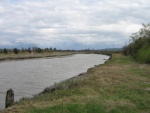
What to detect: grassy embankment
<box><xmin>1</xmin><ymin>54</ymin><xmax>150</xmax><ymax>113</ymax></box>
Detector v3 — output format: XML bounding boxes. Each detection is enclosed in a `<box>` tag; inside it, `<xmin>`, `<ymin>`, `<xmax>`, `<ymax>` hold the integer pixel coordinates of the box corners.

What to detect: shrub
<box><xmin>136</xmin><ymin>46</ymin><xmax>150</xmax><ymax>63</ymax></box>
<box><xmin>122</xmin><ymin>23</ymin><xmax>150</xmax><ymax>63</ymax></box>
<box><xmin>13</xmin><ymin>48</ymin><xmax>19</xmax><ymax>54</ymax></box>
<box><xmin>3</xmin><ymin>48</ymin><xmax>8</xmax><ymax>54</ymax></box>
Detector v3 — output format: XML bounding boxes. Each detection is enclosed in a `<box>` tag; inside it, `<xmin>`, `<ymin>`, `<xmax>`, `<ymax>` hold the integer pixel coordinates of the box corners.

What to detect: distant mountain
<box><xmin>101</xmin><ymin>48</ymin><xmax>122</xmax><ymax>51</ymax></box>
<box><xmin>0</xmin><ymin>43</ymin><xmax>37</xmax><ymax>49</ymax></box>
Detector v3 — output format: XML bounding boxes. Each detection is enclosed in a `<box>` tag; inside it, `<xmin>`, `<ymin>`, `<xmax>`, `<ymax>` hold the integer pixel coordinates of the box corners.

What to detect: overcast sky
<box><xmin>0</xmin><ymin>0</ymin><xmax>149</xmax><ymax>49</ymax></box>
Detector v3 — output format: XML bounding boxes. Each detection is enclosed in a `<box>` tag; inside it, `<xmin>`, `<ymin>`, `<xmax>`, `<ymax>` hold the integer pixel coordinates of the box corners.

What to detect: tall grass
<box><xmin>136</xmin><ymin>47</ymin><xmax>150</xmax><ymax>63</ymax></box>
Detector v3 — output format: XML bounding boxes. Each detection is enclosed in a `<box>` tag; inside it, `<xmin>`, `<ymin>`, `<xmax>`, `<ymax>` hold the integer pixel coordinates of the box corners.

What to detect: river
<box><xmin>0</xmin><ymin>54</ymin><xmax>109</xmax><ymax>109</ymax></box>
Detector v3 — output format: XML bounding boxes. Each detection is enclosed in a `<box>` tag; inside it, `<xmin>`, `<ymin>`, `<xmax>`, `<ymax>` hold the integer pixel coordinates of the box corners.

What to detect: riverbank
<box><xmin>1</xmin><ymin>54</ymin><xmax>150</xmax><ymax>113</ymax></box>
<box><xmin>0</xmin><ymin>52</ymin><xmax>77</xmax><ymax>62</ymax></box>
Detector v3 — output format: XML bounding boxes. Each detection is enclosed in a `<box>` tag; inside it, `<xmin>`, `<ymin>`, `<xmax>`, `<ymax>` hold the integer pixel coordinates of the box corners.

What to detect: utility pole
<box><xmin>107</xmin><ymin>45</ymin><xmax>108</xmax><ymax>51</ymax></box>
<box><xmin>113</xmin><ymin>43</ymin><xmax>114</xmax><ymax>53</ymax></box>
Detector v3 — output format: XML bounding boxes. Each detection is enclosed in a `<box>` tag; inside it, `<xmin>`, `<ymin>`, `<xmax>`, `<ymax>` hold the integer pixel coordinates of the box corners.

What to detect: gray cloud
<box><xmin>0</xmin><ymin>0</ymin><xmax>150</xmax><ymax>49</ymax></box>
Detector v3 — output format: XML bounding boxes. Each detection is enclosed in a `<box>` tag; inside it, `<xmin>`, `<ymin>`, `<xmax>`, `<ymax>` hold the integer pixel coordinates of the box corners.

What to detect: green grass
<box><xmin>27</xmin><ymin>103</ymin><xmax>105</xmax><ymax>113</ymax></box>
<box><xmin>27</xmin><ymin>101</ymin><xmax>139</xmax><ymax>113</ymax></box>
<box><xmin>1</xmin><ymin>54</ymin><xmax>150</xmax><ymax>113</ymax></box>
<box><xmin>110</xmin><ymin>55</ymin><xmax>134</xmax><ymax>65</ymax></box>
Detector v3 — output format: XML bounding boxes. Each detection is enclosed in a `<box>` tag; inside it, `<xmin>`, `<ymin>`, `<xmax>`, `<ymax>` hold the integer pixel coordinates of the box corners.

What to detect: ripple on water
<box><xmin>0</xmin><ymin>54</ymin><xmax>109</xmax><ymax>110</ymax></box>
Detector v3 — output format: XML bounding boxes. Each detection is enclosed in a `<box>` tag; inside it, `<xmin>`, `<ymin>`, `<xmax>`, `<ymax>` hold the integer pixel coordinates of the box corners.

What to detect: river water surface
<box><xmin>0</xmin><ymin>54</ymin><xmax>109</xmax><ymax>109</ymax></box>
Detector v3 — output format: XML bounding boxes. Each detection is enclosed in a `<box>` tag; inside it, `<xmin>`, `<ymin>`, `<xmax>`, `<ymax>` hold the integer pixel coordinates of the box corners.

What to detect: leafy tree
<box><xmin>0</xmin><ymin>50</ymin><xmax>3</xmax><ymax>53</ymax></box>
<box><xmin>36</xmin><ymin>48</ymin><xmax>43</xmax><ymax>53</ymax></box>
<box><xmin>50</xmin><ymin>47</ymin><xmax>52</xmax><ymax>50</ymax></box>
<box><xmin>3</xmin><ymin>48</ymin><xmax>8</xmax><ymax>54</ymax></box>
<box><xmin>122</xmin><ymin>23</ymin><xmax>150</xmax><ymax>63</ymax></box>
<box><xmin>54</xmin><ymin>48</ymin><xmax>57</xmax><ymax>51</ymax></box>
<box><xmin>13</xmin><ymin>48</ymin><xmax>19</xmax><ymax>54</ymax></box>
<box><xmin>28</xmin><ymin>47</ymin><xmax>32</xmax><ymax>53</ymax></box>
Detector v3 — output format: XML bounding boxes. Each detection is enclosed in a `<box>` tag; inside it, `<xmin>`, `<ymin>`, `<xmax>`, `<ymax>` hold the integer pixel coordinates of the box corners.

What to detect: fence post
<box><xmin>5</xmin><ymin>89</ymin><xmax>14</xmax><ymax>108</ymax></box>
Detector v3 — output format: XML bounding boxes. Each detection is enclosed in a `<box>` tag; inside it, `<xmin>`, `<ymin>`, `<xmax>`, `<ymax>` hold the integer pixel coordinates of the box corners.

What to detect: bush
<box><xmin>122</xmin><ymin>23</ymin><xmax>150</xmax><ymax>63</ymax></box>
<box><xmin>3</xmin><ymin>48</ymin><xmax>8</xmax><ymax>54</ymax></box>
<box><xmin>28</xmin><ymin>48</ymin><xmax>32</xmax><ymax>53</ymax></box>
<box><xmin>136</xmin><ymin>46</ymin><xmax>150</xmax><ymax>63</ymax></box>
<box><xmin>13</xmin><ymin>48</ymin><xmax>19</xmax><ymax>54</ymax></box>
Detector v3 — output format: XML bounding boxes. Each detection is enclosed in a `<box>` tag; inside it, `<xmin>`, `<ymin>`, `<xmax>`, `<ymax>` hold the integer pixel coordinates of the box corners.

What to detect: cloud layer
<box><xmin>0</xmin><ymin>0</ymin><xmax>150</xmax><ymax>49</ymax></box>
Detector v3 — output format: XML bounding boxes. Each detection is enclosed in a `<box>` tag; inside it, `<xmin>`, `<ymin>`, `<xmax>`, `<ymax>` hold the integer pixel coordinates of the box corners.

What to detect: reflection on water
<box><xmin>0</xmin><ymin>54</ymin><xmax>109</xmax><ymax>109</ymax></box>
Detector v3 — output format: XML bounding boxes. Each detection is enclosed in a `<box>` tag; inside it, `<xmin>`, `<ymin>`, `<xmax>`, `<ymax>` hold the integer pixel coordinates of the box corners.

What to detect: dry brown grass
<box><xmin>0</xmin><ymin>52</ymin><xmax>76</xmax><ymax>61</ymax></box>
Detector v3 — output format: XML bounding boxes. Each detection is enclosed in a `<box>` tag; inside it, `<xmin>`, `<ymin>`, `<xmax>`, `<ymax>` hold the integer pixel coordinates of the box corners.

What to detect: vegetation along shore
<box><xmin>1</xmin><ymin>53</ymin><xmax>150</xmax><ymax>113</ymax></box>
<box><xmin>0</xmin><ymin>47</ymin><xmax>114</xmax><ymax>62</ymax></box>
<box><xmin>0</xmin><ymin>51</ymin><xmax>77</xmax><ymax>62</ymax></box>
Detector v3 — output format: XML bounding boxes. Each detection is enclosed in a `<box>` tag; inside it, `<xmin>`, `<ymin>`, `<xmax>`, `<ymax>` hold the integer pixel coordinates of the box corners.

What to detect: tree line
<box><xmin>0</xmin><ymin>47</ymin><xmax>57</xmax><ymax>54</ymax></box>
<box><xmin>122</xmin><ymin>23</ymin><xmax>150</xmax><ymax>63</ymax></box>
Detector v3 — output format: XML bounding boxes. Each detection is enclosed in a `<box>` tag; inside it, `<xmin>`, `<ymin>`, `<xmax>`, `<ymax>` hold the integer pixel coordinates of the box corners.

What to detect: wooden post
<box><xmin>5</xmin><ymin>89</ymin><xmax>14</xmax><ymax>108</ymax></box>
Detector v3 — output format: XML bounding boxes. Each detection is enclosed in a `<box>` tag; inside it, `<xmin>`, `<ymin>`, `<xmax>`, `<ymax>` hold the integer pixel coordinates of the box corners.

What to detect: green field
<box><xmin>1</xmin><ymin>54</ymin><xmax>150</xmax><ymax>113</ymax></box>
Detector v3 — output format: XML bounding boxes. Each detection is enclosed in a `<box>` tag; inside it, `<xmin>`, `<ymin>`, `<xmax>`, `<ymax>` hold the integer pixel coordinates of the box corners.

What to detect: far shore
<box><xmin>0</xmin><ymin>52</ymin><xmax>78</xmax><ymax>62</ymax></box>
<box><xmin>0</xmin><ymin>51</ymin><xmax>112</xmax><ymax>62</ymax></box>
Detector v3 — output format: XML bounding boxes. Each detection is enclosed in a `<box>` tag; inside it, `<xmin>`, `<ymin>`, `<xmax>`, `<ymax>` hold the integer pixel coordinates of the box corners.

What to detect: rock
<box><xmin>109</xmin><ymin>54</ymin><xmax>112</xmax><ymax>60</ymax></box>
<box><xmin>5</xmin><ymin>89</ymin><xmax>14</xmax><ymax>108</ymax></box>
<box><xmin>78</xmin><ymin>73</ymin><xmax>85</xmax><ymax>76</ymax></box>
<box><xmin>43</xmin><ymin>86</ymin><xmax>55</xmax><ymax>93</ymax></box>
